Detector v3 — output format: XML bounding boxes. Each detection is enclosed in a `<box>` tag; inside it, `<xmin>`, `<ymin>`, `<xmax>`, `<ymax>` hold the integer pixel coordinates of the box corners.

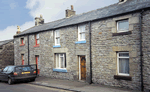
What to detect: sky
<box><xmin>0</xmin><ymin>0</ymin><xmax>118</xmax><ymax>41</ymax></box>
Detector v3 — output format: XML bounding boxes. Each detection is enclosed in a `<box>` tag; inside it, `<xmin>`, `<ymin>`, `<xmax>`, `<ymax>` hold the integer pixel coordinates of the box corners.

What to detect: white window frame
<box><xmin>55</xmin><ymin>53</ymin><xmax>66</xmax><ymax>69</ymax></box>
<box><xmin>78</xmin><ymin>24</ymin><xmax>86</xmax><ymax>41</ymax></box>
<box><xmin>55</xmin><ymin>30</ymin><xmax>60</xmax><ymax>45</ymax></box>
<box><xmin>117</xmin><ymin>52</ymin><xmax>129</xmax><ymax>76</ymax></box>
<box><xmin>117</xmin><ymin>19</ymin><xmax>129</xmax><ymax>33</ymax></box>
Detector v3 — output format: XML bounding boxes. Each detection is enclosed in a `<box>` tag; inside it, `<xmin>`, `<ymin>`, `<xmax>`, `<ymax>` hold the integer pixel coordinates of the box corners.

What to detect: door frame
<box><xmin>78</xmin><ymin>55</ymin><xmax>86</xmax><ymax>80</ymax></box>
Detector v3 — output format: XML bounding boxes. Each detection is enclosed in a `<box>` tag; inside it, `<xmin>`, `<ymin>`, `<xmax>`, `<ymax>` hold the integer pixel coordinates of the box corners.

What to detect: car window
<box><xmin>3</xmin><ymin>67</ymin><xmax>8</xmax><ymax>72</ymax></box>
<box><xmin>15</xmin><ymin>66</ymin><xmax>32</xmax><ymax>72</ymax></box>
<box><xmin>22</xmin><ymin>67</ymin><xmax>31</xmax><ymax>71</ymax></box>
<box><xmin>7</xmin><ymin>67</ymin><xmax>14</xmax><ymax>72</ymax></box>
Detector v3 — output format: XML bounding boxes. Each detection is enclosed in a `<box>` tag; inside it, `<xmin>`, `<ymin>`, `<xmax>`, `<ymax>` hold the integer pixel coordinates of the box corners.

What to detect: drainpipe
<box><xmin>139</xmin><ymin>9</ymin><xmax>144</xmax><ymax>91</ymax></box>
<box><xmin>28</xmin><ymin>35</ymin><xmax>30</xmax><ymax>65</ymax></box>
<box><xmin>89</xmin><ymin>21</ymin><xmax>92</xmax><ymax>84</ymax></box>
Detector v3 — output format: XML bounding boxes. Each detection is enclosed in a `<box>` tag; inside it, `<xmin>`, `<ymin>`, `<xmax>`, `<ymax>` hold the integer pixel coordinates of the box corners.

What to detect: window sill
<box><xmin>53</xmin><ymin>68</ymin><xmax>67</xmax><ymax>73</ymax></box>
<box><xmin>114</xmin><ymin>75</ymin><xmax>132</xmax><ymax>81</ymax></box>
<box><xmin>75</xmin><ymin>40</ymin><xmax>86</xmax><ymax>44</ymax></box>
<box><xmin>20</xmin><ymin>44</ymin><xmax>25</xmax><ymax>46</ymax></box>
<box><xmin>53</xmin><ymin>45</ymin><xmax>61</xmax><ymax>48</ymax></box>
<box><xmin>34</xmin><ymin>45</ymin><xmax>39</xmax><ymax>47</ymax></box>
<box><xmin>112</xmin><ymin>31</ymin><xmax>132</xmax><ymax>36</ymax></box>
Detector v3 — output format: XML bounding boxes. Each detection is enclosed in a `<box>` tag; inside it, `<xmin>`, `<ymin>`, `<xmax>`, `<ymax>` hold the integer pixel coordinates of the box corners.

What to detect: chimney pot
<box><xmin>71</xmin><ymin>5</ymin><xmax>73</xmax><ymax>10</ymax></box>
<box><xmin>16</xmin><ymin>26</ymin><xmax>21</xmax><ymax>34</ymax></box>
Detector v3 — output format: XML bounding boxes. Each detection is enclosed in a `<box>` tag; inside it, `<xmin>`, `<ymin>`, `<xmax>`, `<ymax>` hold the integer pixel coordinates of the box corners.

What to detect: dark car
<box><xmin>0</xmin><ymin>64</ymin><xmax>37</xmax><ymax>85</ymax></box>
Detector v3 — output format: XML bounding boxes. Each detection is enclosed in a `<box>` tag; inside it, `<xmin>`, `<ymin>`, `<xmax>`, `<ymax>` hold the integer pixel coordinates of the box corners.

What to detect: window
<box><xmin>3</xmin><ymin>67</ymin><xmax>8</xmax><ymax>72</ymax></box>
<box><xmin>35</xmin><ymin>34</ymin><xmax>39</xmax><ymax>46</ymax></box>
<box><xmin>21</xmin><ymin>54</ymin><xmax>24</xmax><ymax>65</ymax></box>
<box><xmin>55</xmin><ymin>30</ymin><xmax>60</xmax><ymax>45</ymax></box>
<box><xmin>117</xmin><ymin>52</ymin><xmax>129</xmax><ymax>76</ymax></box>
<box><xmin>55</xmin><ymin>53</ymin><xmax>66</xmax><ymax>69</ymax></box>
<box><xmin>20</xmin><ymin>38</ymin><xmax>25</xmax><ymax>46</ymax></box>
<box><xmin>7</xmin><ymin>67</ymin><xmax>14</xmax><ymax>72</ymax></box>
<box><xmin>117</xmin><ymin>19</ymin><xmax>129</xmax><ymax>33</ymax></box>
<box><xmin>78</xmin><ymin>24</ymin><xmax>86</xmax><ymax>41</ymax></box>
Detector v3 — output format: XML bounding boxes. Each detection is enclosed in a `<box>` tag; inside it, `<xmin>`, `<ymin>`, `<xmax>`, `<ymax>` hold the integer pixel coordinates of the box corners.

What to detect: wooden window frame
<box><xmin>78</xmin><ymin>24</ymin><xmax>86</xmax><ymax>41</ymax></box>
<box><xmin>117</xmin><ymin>52</ymin><xmax>129</xmax><ymax>76</ymax></box>
<box><xmin>20</xmin><ymin>38</ymin><xmax>25</xmax><ymax>46</ymax></box>
<box><xmin>55</xmin><ymin>30</ymin><xmax>60</xmax><ymax>45</ymax></box>
<box><xmin>34</xmin><ymin>34</ymin><xmax>39</xmax><ymax>47</ymax></box>
<box><xmin>55</xmin><ymin>53</ymin><xmax>66</xmax><ymax>69</ymax></box>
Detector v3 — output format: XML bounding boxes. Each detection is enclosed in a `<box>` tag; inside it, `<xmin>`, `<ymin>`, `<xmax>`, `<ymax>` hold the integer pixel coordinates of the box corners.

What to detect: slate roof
<box><xmin>0</xmin><ymin>39</ymin><xmax>13</xmax><ymax>46</ymax></box>
<box><xmin>14</xmin><ymin>0</ymin><xmax>150</xmax><ymax>37</ymax></box>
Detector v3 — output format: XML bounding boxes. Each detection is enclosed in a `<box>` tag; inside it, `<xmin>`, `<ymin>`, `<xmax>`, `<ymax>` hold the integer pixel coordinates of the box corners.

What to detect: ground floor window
<box><xmin>117</xmin><ymin>52</ymin><xmax>129</xmax><ymax>76</ymax></box>
<box><xmin>55</xmin><ymin>53</ymin><xmax>66</xmax><ymax>69</ymax></box>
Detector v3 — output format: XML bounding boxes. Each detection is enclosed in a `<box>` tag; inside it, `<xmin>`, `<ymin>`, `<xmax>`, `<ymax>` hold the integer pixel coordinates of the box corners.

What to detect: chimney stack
<box><xmin>66</xmin><ymin>5</ymin><xmax>76</xmax><ymax>18</ymax></box>
<box><xmin>35</xmin><ymin>14</ymin><xmax>44</xmax><ymax>26</ymax></box>
<box><xmin>16</xmin><ymin>26</ymin><xmax>21</xmax><ymax>34</ymax></box>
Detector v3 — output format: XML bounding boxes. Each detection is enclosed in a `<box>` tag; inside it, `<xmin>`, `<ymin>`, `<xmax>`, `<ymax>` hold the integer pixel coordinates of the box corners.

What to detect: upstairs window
<box><xmin>117</xmin><ymin>52</ymin><xmax>129</xmax><ymax>76</ymax></box>
<box><xmin>55</xmin><ymin>53</ymin><xmax>66</xmax><ymax>69</ymax></box>
<box><xmin>20</xmin><ymin>38</ymin><xmax>25</xmax><ymax>46</ymax></box>
<box><xmin>117</xmin><ymin>19</ymin><xmax>129</xmax><ymax>33</ymax></box>
<box><xmin>55</xmin><ymin>30</ymin><xmax>60</xmax><ymax>45</ymax></box>
<box><xmin>35</xmin><ymin>34</ymin><xmax>39</xmax><ymax>46</ymax></box>
<box><xmin>78</xmin><ymin>24</ymin><xmax>86</xmax><ymax>41</ymax></box>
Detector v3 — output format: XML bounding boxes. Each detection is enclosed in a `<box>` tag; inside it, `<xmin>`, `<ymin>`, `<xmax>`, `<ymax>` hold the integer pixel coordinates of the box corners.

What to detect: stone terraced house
<box><xmin>14</xmin><ymin>0</ymin><xmax>150</xmax><ymax>91</ymax></box>
<box><xmin>0</xmin><ymin>39</ymin><xmax>14</xmax><ymax>69</ymax></box>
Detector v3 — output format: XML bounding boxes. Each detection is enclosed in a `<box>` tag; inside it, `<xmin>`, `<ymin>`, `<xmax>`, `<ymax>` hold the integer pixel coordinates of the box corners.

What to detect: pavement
<box><xmin>29</xmin><ymin>76</ymin><xmax>141</xmax><ymax>92</ymax></box>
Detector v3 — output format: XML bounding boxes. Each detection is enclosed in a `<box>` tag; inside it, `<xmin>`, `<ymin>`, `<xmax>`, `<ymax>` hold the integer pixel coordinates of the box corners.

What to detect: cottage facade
<box><xmin>14</xmin><ymin>0</ymin><xmax>150</xmax><ymax>91</ymax></box>
<box><xmin>0</xmin><ymin>39</ymin><xmax>14</xmax><ymax>69</ymax></box>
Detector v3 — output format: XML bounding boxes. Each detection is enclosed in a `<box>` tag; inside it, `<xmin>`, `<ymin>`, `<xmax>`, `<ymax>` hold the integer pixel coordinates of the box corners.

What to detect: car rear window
<box><xmin>15</xmin><ymin>66</ymin><xmax>32</xmax><ymax>72</ymax></box>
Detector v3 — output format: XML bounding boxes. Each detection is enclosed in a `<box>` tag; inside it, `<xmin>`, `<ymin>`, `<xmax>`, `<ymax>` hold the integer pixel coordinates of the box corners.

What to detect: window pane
<box><xmin>118</xmin><ymin>20</ymin><xmax>129</xmax><ymax>31</ymax></box>
<box><xmin>119</xmin><ymin>58</ymin><xmax>129</xmax><ymax>74</ymax></box>
<box><xmin>82</xmin><ymin>25</ymin><xmax>85</xmax><ymax>32</ymax></box>
<box><xmin>60</xmin><ymin>57</ymin><xmax>64</xmax><ymax>68</ymax></box>
<box><xmin>82</xmin><ymin>33</ymin><xmax>85</xmax><ymax>39</ymax></box>
<box><xmin>37</xmin><ymin>39</ymin><xmax>39</xmax><ymax>44</ymax></box>
<box><xmin>56</xmin><ymin>54</ymin><xmax>59</xmax><ymax>68</ymax></box>
<box><xmin>36</xmin><ymin>34</ymin><xmax>39</xmax><ymax>39</ymax></box>
<box><xmin>56</xmin><ymin>38</ymin><xmax>60</xmax><ymax>44</ymax></box>
<box><xmin>3</xmin><ymin>67</ymin><xmax>8</xmax><ymax>72</ymax></box>
<box><xmin>56</xmin><ymin>30</ymin><xmax>59</xmax><ymax>37</ymax></box>
<box><xmin>119</xmin><ymin>53</ymin><xmax>129</xmax><ymax>57</ymax></box>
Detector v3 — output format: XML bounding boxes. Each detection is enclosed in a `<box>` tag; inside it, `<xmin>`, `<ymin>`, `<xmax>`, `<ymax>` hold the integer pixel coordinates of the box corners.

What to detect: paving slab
<box><xmin>29</xmin><ymin>76</ymin><xmax>141</xmax><ymax>92</ymax></box>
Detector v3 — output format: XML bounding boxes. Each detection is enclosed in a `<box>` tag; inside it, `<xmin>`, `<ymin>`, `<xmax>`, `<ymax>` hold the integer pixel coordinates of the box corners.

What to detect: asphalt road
<box><xmin>0</xmin><ymin>81</ymin><xmax>73</xmax><ymax>92</ymax></box>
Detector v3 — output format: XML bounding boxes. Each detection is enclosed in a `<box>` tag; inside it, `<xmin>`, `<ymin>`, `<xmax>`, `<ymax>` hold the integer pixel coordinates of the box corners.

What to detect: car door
<box><xmin>0</xmin><ymin>67</ymin><xmax>8</xmax><ymax>81</ymax></box>
<box><xmin>5</xmin><ymin>67</ymin><xmax>14</xmax><ymax>81</ymax></box>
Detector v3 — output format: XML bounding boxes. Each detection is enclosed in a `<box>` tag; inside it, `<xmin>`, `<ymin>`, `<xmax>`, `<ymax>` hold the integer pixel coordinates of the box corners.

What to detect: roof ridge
<box><xmin>0</xmin><ymin>39</ymin><xmax>13</xmax><ymax>42</ymax></box>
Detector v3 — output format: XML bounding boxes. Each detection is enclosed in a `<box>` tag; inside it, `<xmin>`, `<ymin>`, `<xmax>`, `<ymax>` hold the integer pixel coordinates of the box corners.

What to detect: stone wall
<box><xmin>14</xmin><ymin>10</ymin><xmax>150</xmax><ymax>91</ymax></box>
<box><xmin>0</xmin><ymin>41</ymin><xmax>14</xmax><ymax>68</ymax></box>
<box><xmin>14</xmin><ymin>24</ymin><xmax>91</xmax><ymax>82</ymax></box>
<box><xmin>142</xmin><ymin>10</ymin><xmax>150</xmax><ymax>91</ymax></box>
<box><xmin>91</xmin><ymin>13</ymin><xmax>141</xmax><ymax>90</ymax></box>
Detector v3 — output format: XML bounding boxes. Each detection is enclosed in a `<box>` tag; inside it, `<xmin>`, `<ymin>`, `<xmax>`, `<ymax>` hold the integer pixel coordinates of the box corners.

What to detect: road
<box><xmin>0</xmin><ymin>81</ymin><xmax>73</xmax><ymax>92</ymax></box>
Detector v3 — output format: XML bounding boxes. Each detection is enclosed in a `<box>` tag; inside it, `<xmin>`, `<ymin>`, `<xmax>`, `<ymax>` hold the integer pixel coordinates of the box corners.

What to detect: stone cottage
<box><xmin>0</xmin><ymin>39</ymin><xmax>14</xmax><ymax>68</ymax></box>
<box><xmin>14</xmin><ymin>0</ymin><xmax>150</xmax><ymax>91</ymax></box>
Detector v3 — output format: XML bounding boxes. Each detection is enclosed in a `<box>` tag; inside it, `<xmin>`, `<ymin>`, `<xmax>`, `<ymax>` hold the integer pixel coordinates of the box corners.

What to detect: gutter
<box><xmin>89</xmin><ymin>21</ymin><xmax>92</xmax><ymax>84</ymax></box>
<box><xmin>28</xmin><ymin>35</ymin><xmax>30</xmax><ymax>65</ymax></box>
<box><xmin>139</xmin><ymin>9</ymin><xmax>144</xmax><ymax>91</ymax></box>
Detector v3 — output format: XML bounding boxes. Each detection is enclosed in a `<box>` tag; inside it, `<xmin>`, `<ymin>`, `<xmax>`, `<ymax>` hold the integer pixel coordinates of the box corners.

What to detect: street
<box><xmin>0</xmin><ymin>81</ymin><xmax>73</xmax><ymax>92</ymax></box>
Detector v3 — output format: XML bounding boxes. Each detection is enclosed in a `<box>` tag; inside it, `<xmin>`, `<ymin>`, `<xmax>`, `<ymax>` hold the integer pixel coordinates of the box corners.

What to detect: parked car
<box><xmin>0</xmin><ymin>64</ymin><xmax>37</xmax><ymax>85</ymax></box>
